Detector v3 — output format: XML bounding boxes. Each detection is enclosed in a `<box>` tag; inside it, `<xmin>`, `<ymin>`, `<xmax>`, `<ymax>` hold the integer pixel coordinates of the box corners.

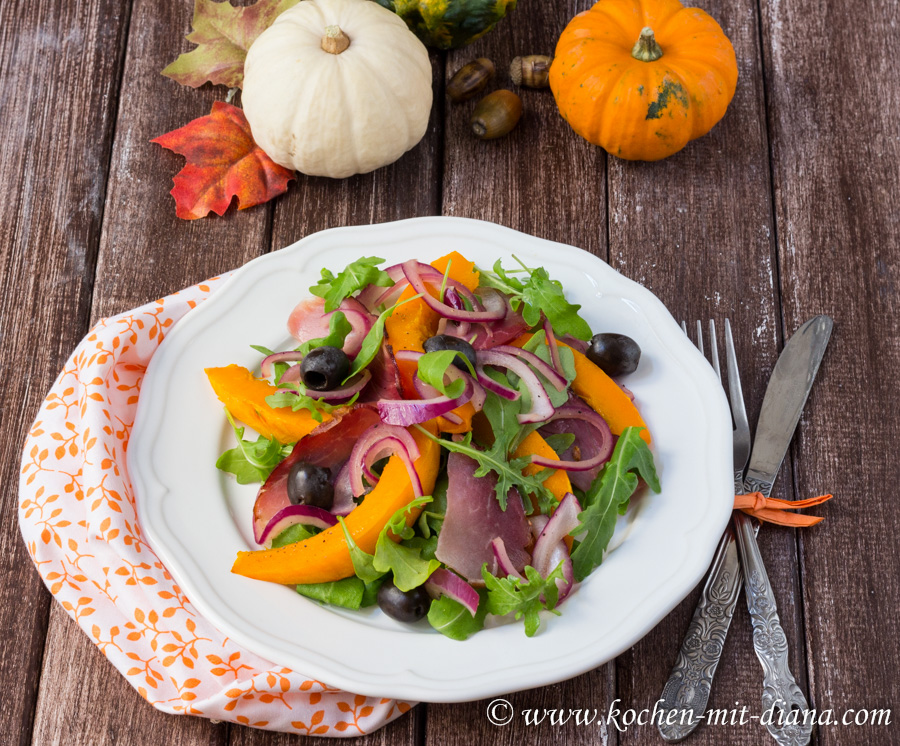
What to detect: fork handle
<box><xmin>657</xmin><ymin>472</ymin><xmax>748</xmax><ymax>742</ymax></box>
<box><xmin>734</xmin><ymin>511</ymin><xmax>813</xmax><ymax>745</ymax></box>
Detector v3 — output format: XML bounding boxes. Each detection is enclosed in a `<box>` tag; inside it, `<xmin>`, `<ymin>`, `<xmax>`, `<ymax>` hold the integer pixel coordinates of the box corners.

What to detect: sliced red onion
<box><xmin>258</xmin><ymin>504</ymin><xmax>338</xmax><ymax>546</ymax></box>
<box><xmin>261</xmin><ymin>351</ymin><xmax>305</xmax><ymax>379</ymax></box>
<box><xmin>355</xmin><ymin>264</ymin><xmax>406</xmax><ymax>309</ymax></box>
<box><xmin>284</xmin><ymin>369</ymin><xmax>371</xmax><ymax>401</ymax></box>
<box><xmin>491</xmin><ymin>537</ymin><xmax>526</xmax><ymax>581</ymax></box>
<box><xmin>530</xmin><ymin>403</ymin><xmax>614</xmax><ymax>471</ymax></box>
<box><xmin>619</xmin><ymin>383</ymin><xmax>635</xmax><ymax>401</ymax></box>
<box><xmin>492</xmin><ymin>344</ymin><xmax>567</xmax><ymax>392</ymax></box>
<box><xmin>347</xmin><ymin>423</ymin><xmax>422</xmax><ymax>498</ymax></box>
<box><xmin>475</xmin><ymin>366</ymin><xmax>521</xmax><ymax>401</ymax></box>
<box><xmin>394</xmin><ymin>349</ymin><xmax>423</xmax><ymax>364</ymax></box>
<box><xmin>560</xmin><ymin>334</ymin><xmax>589</xmax><ymax>355</ymax></box>
<box><xmin>476</xmin><ymin>349</ymin><xmax>554</xmax><ymax>424</ymax></box>
<box><xmin>279</xmin><ymin>364</ymin><xmax>302</xmax><ymax>384</ymax></box>
<box><xmin>531</xmin><ymin>493</ymin><xmax>581</xmax><ymax>603</ymax></box>
<box><xmin>425</xmin><ymin>568</ymin><xmax>480</xmax><ymax>616</ymax></box>
<box><xmin>330</xmin><ymin>461</ymin><xmax>357</xmax><ymax>516</ymax></box>
<box><xmin>402</xmin><ymin>261</ymin><xmax>505</xmax><ymax>322</ymax></box>
<box><xmin>542</xmin><ymin>317</ymin><xmax>564</xmax><ymax>379</ymax></box>
<box><xmin>377</xmin><ymin>386</ymin><xmax>472</xmax><ymax>426</ymax></box>
<box><xmin>444</xmin><ymin>285</ymin><xmax>465</xmax><ymax>310</ymax></box>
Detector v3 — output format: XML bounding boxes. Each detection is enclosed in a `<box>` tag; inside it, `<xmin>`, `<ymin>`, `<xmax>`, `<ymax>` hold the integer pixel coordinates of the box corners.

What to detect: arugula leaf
<box><xmin>417</xmin><ymin>476</ymin><xmax>447</xmax><ymax>538</ymax></box>
<box><xmin>272</xmin><ymin>523</ymin><xmax>317</xmax><ymax>548</ymax></box>
<box><xmin>265</xmin><ymin>386</ymin><xmax>355</xmax><ymax>423</ymax></box>
<box><xmin>428</xmin><ymin>592</ymin><xmax>488</xmax><ymax>641</ymax></box>
<box><xmin>296</xmin><ymin>577</ymin><xmax>365</xmax><ymax>610</ymax></box>
<box><xmin>309</xmin><ymin>256</ymin><xmax>394</xmax><ymax>312</ymax></box>
<box><xmin>570</xmin><ymin>427</ymin><xmax>661</xmax><ymax>582</ymax></box>
<box><xmin>477</xmin><ymin>258</ymin><xmax>593</xmax><ymax>341</ymax></box>
<box><xmin>296</xmin><ymin>310</ymin><xmax>352</xmax><ymax>356</ymax></box>
<box><xmin>482</xmin><ymin>563</ymin><xmax>566</xmax><ymax>637</ymax></box>
<box><xmin>361</xmin><ymin>577</ymin><xmax>385</xmax><ymax>607</ymax></box>
<box><xmin>215</xmin><ymin>409</ymin><xmax>289</xmax><ymax>484</ymax></box>
<box><xmin>416</xmin><ymin>350</ymin><xmax>468</xmax><ymax>398</ymax></box>
<box><xmin>373</xmin><ymin>497</ymin><xmax>440</xmax><ymax>591</ymax></box>
<box><xmin>543</xmin><ymin>432</ymin><xmax>576</xmax><ymax>455</ymax></box>
<box><xmin>337</xmin><ymin>517</ymin><xmax>384</xmax><ymax>583</ymax></box>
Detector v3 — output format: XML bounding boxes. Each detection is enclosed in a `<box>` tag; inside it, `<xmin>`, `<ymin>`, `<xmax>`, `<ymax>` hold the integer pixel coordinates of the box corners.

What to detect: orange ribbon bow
<box><xmin>733</xmin><ymin>492</ymin><xmax>834</xmax><ymax>527</ymax></box>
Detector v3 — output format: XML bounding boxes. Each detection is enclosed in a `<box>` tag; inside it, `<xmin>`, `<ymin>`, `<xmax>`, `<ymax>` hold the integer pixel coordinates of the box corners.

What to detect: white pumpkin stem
<box><xmin>632</xmin><ymin>27</ymin><xmax>663</xmax><ymax>62</ymax></box>
<box><xmin>322</xmin><ymin>25</ymin><xmax>350</xmax><ymax>54</ymax></box>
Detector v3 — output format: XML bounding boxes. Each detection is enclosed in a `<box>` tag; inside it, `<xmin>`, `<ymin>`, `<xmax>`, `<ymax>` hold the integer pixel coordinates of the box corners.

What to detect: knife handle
<box><xmin>657</xmin><ymin>523</ymin><xmax>743</xmax><ymax>741</ymax></box>
<box><xmin>734</xmin><ymin>512</ymin><xmax>813</xmax><ymax>746</ymax></box>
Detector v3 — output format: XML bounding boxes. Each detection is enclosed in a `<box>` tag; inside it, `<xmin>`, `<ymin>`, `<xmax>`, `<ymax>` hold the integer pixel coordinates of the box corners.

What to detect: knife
<box><xmin>734</xmin><ymin>314</ymin><xmax>832</xmax><ymax>746</ymax></box>
<box><xmin>658</xmin><ymin>315</ymin><xmax>832</xmax><ymax>742</ymax></box>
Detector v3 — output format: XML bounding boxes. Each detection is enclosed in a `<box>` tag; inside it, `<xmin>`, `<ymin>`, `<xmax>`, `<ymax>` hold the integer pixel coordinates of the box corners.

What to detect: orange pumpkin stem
<box><xmin>322</xmin><ymin>25</ymin><xmax>350</xmax><ymax>54</ymax></box>
<box><xmin>632</xmin><ymin>27</ymin><xmax>663</xmax><ymax>62</ymax></box>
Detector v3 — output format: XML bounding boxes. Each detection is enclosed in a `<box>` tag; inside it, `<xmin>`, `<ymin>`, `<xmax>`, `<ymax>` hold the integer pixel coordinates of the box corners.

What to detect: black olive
<box><xmin>287</xmin><ymin>461</ymin><xmax>334</xmax><ymax>509</ymax></box>
<box><xmin>300</xmin><ymin>345</ymin><xmax>350</xmax><ymax>390</ymax></box>
<box><xmin>586</xmin><ymin>333</ymin><xmax>641</xmax><ymax>377</ymax></box>
<box><xmin>423</xmin><ymin>334</ymin><xmax>477</xmax><ymax>371</ymax></box>
<box><xmin>376</xmin><ymin>578</ymin><xmax>431</xmax><ymax>623</ymax></box>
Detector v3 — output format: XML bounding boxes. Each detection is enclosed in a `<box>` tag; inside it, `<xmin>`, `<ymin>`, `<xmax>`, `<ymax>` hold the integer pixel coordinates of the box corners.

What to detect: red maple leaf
<box><xmin>152</xmin><ymin>101</ymin><xmax>294</xmax><ymax>220</ymax></box>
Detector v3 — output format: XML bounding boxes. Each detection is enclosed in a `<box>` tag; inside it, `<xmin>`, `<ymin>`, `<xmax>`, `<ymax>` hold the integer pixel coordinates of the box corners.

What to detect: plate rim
<box><xmin>129</xmin><ymin>216</ymin><xmax>732</xmax><ymax>702</ymax></box>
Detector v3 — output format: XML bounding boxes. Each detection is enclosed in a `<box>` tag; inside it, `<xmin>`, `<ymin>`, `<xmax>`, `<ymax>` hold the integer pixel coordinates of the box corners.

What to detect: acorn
<box><xmin>510</xmin><ymin>55</ymin><xmax>552</xmax><ymax>88</ymax></box>
<box><xmin>447</xmin><ymin>58</ymin><xmax>495</xmax><ymax>103</ymax></box>
<box><xmin>471</xmin><ymin>90</ymin><xmax>523</xmax><ymax>140</ymax></box>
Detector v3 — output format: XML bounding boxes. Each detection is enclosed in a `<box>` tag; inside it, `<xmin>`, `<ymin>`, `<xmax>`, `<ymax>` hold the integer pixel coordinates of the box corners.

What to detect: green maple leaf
<box><xmin>162</xmin><ymin>0</ymin><xmax>300</xmax><ymax>89</ymax></box>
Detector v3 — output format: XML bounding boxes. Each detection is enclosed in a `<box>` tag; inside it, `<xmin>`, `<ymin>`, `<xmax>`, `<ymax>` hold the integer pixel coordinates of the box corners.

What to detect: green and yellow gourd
<box><xmin>373</xmin><ymin>0</ymin><xmax>517</xmax><ymax>50</ymax></box>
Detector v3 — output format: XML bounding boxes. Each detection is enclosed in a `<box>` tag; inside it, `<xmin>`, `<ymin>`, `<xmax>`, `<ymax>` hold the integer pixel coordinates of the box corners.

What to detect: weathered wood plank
<box><xmin>604</xmin><ymin>0</ymin><xmax>805</xmax><ymax>742</ymax></box>
<box><xmin>427</xmin><ymin>2</ymin><xmax>615</xmax><ymax>743</ymax></box>
<box><xmin>0</xmin><ymin>0</ymin><xmax>131</xmax><ymax>743</ymax></box>
<box><xmin>760</xmin><ymin>0</ymin><xmax>900</xmax><ymax>741</ymax></box>
<box><xmin>30</xmin><ymin>0</ymin><xmax>272</xmax><ymax>743</ymax></box>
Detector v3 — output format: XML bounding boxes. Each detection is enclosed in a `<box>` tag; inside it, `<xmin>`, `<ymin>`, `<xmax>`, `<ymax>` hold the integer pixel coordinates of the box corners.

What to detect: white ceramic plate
<box><xmin>130</xmin><ymin>217</ymin><xmax>732</xmax><ymax>703</ymax></box>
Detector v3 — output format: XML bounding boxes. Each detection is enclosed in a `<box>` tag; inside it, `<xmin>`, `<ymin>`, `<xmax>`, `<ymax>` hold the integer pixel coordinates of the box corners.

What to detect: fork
<box><xmin>657</xmin><ymin>320</ymin><xmax>749</xmax><ymax>741</ymax></box>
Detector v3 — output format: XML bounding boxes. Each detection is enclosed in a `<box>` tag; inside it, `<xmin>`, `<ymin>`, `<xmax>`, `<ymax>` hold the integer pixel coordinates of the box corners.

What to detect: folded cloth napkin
<box><xmin>18</xmin><ymin>277</ymin><xmax>413</xmax><ymax>736</ymax></box>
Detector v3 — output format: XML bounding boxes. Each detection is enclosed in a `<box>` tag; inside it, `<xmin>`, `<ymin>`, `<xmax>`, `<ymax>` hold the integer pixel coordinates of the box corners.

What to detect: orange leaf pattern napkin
<box><xmin>18</xmin><ymin>277</ymin><xmax>413</xmax><ymax>736</ymax></box>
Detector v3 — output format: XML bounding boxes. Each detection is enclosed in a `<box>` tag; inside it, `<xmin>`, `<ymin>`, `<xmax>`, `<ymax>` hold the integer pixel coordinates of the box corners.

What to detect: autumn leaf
<box><xmin>151</xmin><ymin>101</ymin><xmax>294</xmax><ymax>220</ymax></box>
<box><xmin>162</xmin><ymin>0</ymin><xmax>300</xmax><ymax>89</ymax></box>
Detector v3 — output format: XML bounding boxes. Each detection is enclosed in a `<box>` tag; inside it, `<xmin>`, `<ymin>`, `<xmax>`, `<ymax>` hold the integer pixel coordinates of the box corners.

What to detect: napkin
<box><xmin>18</xmin><ymin>276</ymin><xmax>413</xmax><ymax>737</ymax></box>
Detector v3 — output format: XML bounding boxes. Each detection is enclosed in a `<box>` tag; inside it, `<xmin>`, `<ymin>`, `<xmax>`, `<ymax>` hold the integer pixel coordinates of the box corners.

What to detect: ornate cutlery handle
<box><xmin>734</xmin><ymin>512</ymin><xmax>813</xmax><ymax>746</ymax></box>
<box><xmin>657</xmin><ymin>472</ymin><xmax>747</xmax><ymax>742</ymax></box>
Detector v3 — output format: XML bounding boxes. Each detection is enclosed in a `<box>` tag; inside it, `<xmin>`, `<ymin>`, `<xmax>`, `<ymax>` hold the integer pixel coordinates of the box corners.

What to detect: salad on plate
<box><xmin>206</xmin><ymin>252</ymin><xmax>660</xmax><ymax>640</ymax></box>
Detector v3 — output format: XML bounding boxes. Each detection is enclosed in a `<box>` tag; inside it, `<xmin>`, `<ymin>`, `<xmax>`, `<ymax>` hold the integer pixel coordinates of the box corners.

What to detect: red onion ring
<box><xmin>257</xmin><ymin>504</ymin><xmax>338</xmax><ymax>546</ymax></box>
<box><xmin>492</xmin><ymin>344</ymin><xmax>567</xmax><ymax>392</ymax></box>
<box><xmin>424</xmin><ymin>568</ymin><xmax>480</xmax><ymax>616</ymax></box>
<box><xmin>490</xmin><ymin>537</ymin><xmax>526</xmax><ymax>581</ymax></box>
<box><xmin>402</xmin><ymin>261</ymin><xmax>505</xmax><ymax>323</ymax></box>
<box><xmin>530</xmin><ymin>403</ymin><xmax>614</xmax><ymax>471</ymax></box>
<box><xmin>476</xmin><ymin>349</ymin><xmax>554</xmax><ymax>424</ymax></box>
<box><xmin>347</xmin><ymin>423</ymin><xmax>422</xmax><ymax>498</ymax></box>
<box><xmin>277</xmin><ymin>369</ymin><xmax>372</xmax><ymax>401</ymax></box>
<box><xmin>542</xmin><ymin>317</ymin><xmax>564</xmax><ymax>379</ymax></box>
<box><xmin>530</xmin><ymin>492</ymin><xmax>580</xmax><ymax>603</ymax></box>
<box><xmin>261</xmin><ymin>351</ymin><xmax>304</xmax><ymax>379</ymax></box>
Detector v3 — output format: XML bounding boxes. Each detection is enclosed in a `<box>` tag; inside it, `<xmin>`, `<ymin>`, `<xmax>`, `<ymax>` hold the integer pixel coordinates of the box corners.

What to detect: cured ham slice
<box><xmin>435</xmin><ymin>452</ymin><xmax>531</xmax><ymax>582</ymax></box>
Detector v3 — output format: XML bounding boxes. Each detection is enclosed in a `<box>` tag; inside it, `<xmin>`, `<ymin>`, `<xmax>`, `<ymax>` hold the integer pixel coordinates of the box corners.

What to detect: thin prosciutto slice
<box><xmin>252</xmin><ymin>405</ymin><xmax>380</xmax><ymax>543</ymax></box>
<box><xmin>435</xmin><ymin>452</ymin><xmax>531</xmax><ymax>583</ymax></box>
<box><xmin>287</xmin><ymin>296</ymin><xmax>374</xmax><ymax>358</ymax></box>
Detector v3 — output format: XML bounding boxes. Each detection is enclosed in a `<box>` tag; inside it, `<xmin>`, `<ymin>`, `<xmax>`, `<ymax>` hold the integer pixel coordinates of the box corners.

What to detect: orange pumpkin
<box><xmin>549</xmin><ymin>0</ymin><xmax>738</xmax><ymax>161</ymax></box>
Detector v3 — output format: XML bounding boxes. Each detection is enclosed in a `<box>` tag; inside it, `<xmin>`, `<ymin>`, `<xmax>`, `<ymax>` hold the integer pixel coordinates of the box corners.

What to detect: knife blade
<box><xmin>743</xmin><ymin>315</ymin><xmax>833</xmax><ymax>497</ymax></box>
<box><xmin>736</xmin><ymin>314</ymin><xmax>832</xmax><ymax>746</ymax></box>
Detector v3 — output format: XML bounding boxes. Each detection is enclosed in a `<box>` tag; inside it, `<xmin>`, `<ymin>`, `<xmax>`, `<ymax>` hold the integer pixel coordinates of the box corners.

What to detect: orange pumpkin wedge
<box><xmin>232</xmin><ymin>423</ymin><xmax>441</xmax><ymax>585</ymax></box>
<box><xmin>515</xmin><ymin>430</ymin><xmax>572</xmax><ymax>501</ymax></box>
<box><xmin>510</xmin><ymin>333</ymin><xmax>651</xmax><ymax>444</ymax></box>
<box><xmin>205</xmin><ymin>364</ymin><xmax>327</xmax><ymax>445</ymax></box>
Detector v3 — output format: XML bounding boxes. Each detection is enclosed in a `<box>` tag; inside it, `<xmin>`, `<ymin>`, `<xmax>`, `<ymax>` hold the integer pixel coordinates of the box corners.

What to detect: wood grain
<box><xmin>0</xmin><ymin>0</ymin><xmax>131</xmax><ymax>743</ymax></box>
<box><xmin>603</xmin><ymin>0</ymin><xmax>809</xmax><ymax>741</ymax></box>
<box><xmin>29</xmin><ymin>0</ymin><xmax>269</xmax><ymax>742</ymax></box>
<box><xmin>761</xmin><ymin>0</ymin><xmax>900</xmax><ymax>741</ymax></box>
<box><xmin>428</xmin><ymin>2</ymin><xmax>616</xmax><ymax>743</ymax></box>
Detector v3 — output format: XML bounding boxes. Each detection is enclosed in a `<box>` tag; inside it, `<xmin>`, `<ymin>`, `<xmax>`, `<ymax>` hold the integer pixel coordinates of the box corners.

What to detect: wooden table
<box><xmin>2</xmin><ymin>0</ymin><xmax>898</xmax><ymax>744</ymax></box>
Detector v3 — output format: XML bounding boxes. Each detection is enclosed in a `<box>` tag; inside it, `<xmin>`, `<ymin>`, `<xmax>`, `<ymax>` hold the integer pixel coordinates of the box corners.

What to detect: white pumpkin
<box><xmin>242</xmin><ymin>0</ymin><xmax>433</xmax><ymax>178</ymax></box>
